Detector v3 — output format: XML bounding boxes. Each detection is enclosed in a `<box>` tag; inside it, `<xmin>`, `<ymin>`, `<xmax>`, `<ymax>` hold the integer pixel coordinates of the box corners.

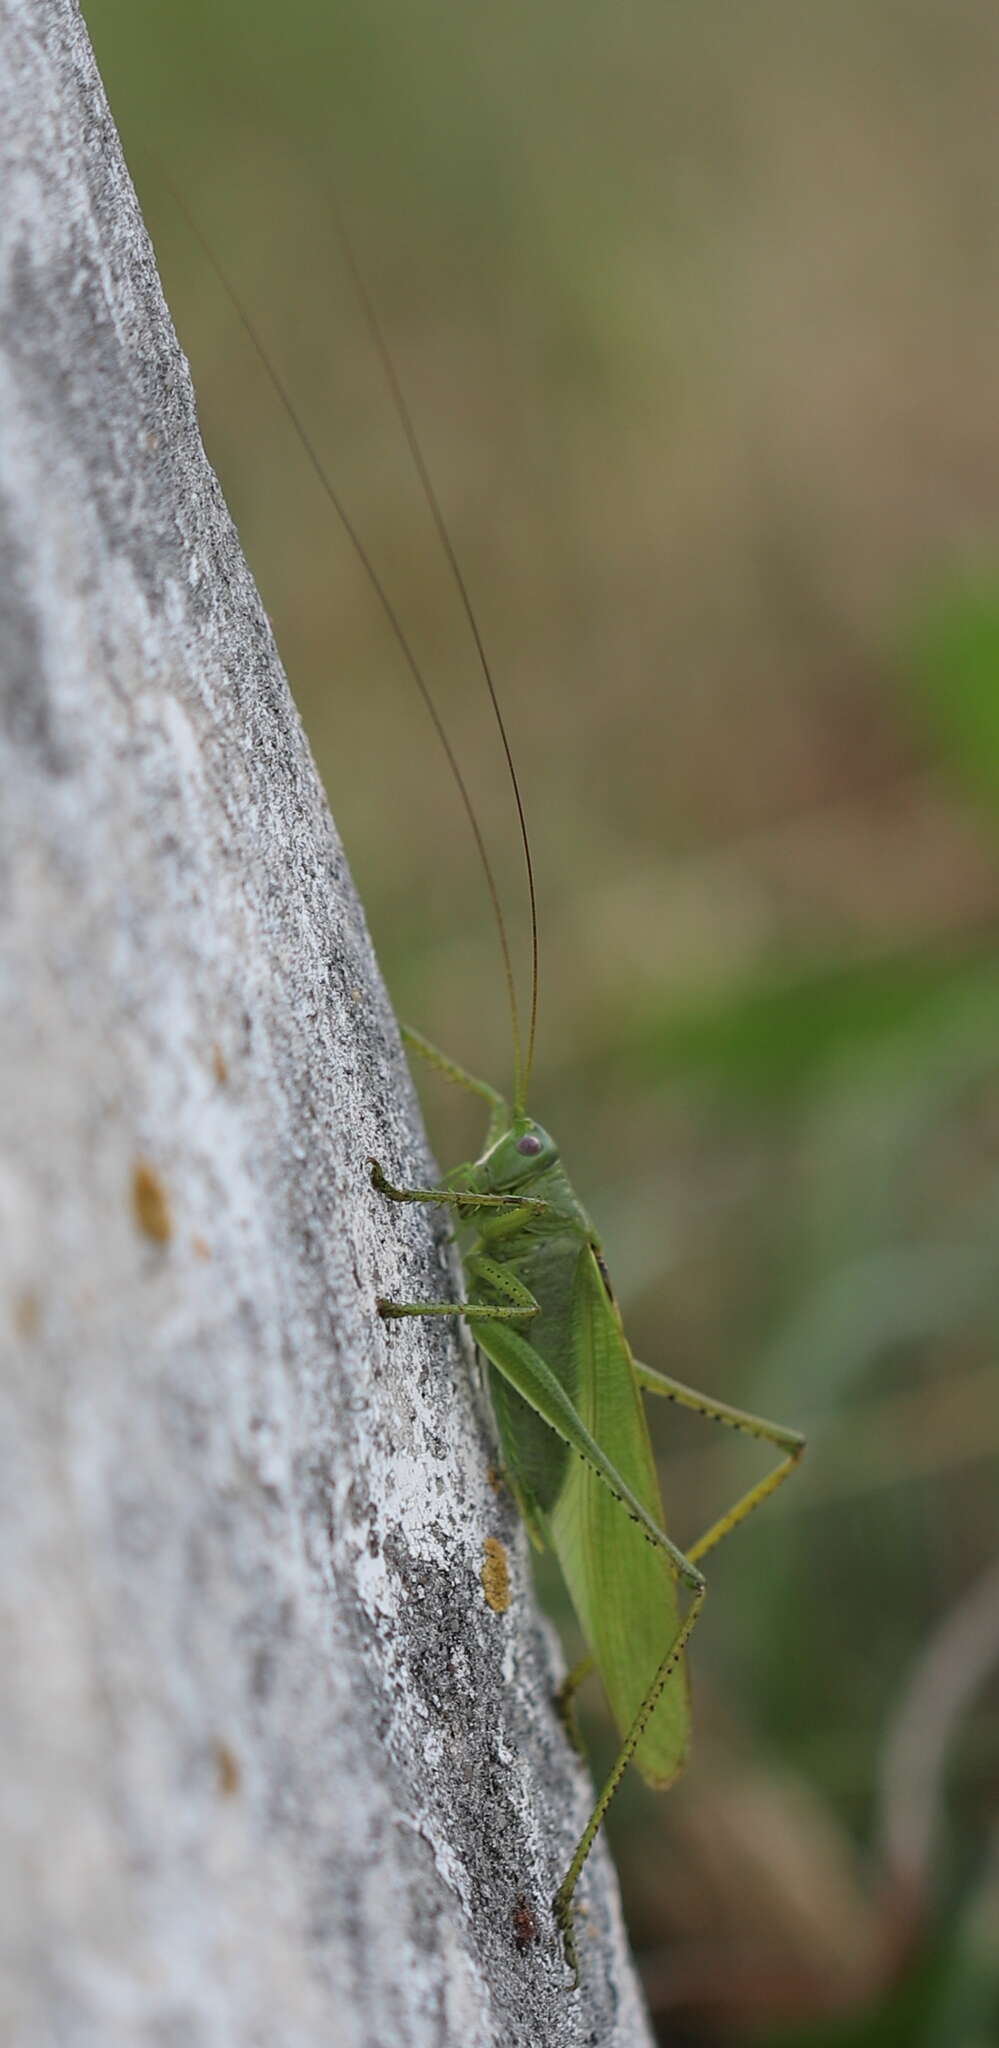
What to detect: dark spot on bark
<box><xmin>251</xmin><ymin>1646</ymin><xmax>274</xmax><ymax>1700</ymax></box>
<box><xmin>512</xmin><ymin>1892</ymin><xmax>539</xmax><ymax>1952</ymax></box>
<box><xmin>0</xmin><ymin>492</ymin><xmax>69</xmax><ymax>776</ymax></box>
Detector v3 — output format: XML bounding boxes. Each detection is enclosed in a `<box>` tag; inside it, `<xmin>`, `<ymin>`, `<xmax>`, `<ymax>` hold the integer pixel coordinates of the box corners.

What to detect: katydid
<box><xmin>178</xmin><ymin>178</ymin><xmax>804</xmax><ymax>1982</ymax></box>
<box><xmin>371</xmin><ymin>1033</ymin><xmax>803</xmax><ymax>1978</ymax></box>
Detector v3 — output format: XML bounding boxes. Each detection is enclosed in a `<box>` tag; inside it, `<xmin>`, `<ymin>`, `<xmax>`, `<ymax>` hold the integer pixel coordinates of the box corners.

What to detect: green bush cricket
<box><xmin>177</xmin><ymin>177</ymin><xmax>805</xmax><ymax>1984</ymax></box>
<box><xmin>371</xmin><ymin>1029</ymin><xmax>804</xmax><ymax>1979</ymax></box>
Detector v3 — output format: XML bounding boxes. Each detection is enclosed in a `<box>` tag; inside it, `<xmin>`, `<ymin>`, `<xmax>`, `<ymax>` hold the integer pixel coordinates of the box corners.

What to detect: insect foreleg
<box><xmin>369</xmin><ymin>1158</ymin><xmax>549</xmax><ymax>1214</ymax></box>
<box><xmin>632</xmin><ymin>1361</ymin><xmax>805</xmax><ymax>1566</ymax></box>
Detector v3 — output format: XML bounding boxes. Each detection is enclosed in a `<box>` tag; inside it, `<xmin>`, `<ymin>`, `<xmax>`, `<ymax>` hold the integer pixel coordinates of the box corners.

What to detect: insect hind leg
<box><xmin>553</xmin><ymin>1581</ymin><xmax>707</xmax><ymax>1984</ymax></box>
<box><xmin>687</xmin><ymin>1445</ymin><xmax>802</xmax><ymax>1566</ymax></box>
<box><xmin>632</xmin><ymin>1359</ymin><xmax>804</xmax><ymax>1566</ymax></box>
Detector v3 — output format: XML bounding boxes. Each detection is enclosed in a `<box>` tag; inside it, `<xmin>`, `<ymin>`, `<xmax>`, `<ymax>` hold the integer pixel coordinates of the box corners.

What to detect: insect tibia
<box><xmin>553</xmin><ymin>1581</ymin><xmax>707</xmax><ymax>1976</ymax></box>
<box><xmin>553</xmin><ymin>1894</ymin><xmax>581</xmax><ymax>1991</ymax></box>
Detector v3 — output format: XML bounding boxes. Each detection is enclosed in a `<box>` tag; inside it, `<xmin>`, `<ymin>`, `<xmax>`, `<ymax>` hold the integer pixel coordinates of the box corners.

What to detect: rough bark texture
<box><xmin>0</xmin><ymin>4</ymin><xmax>657</xmax><ymax>2043</ymax></box>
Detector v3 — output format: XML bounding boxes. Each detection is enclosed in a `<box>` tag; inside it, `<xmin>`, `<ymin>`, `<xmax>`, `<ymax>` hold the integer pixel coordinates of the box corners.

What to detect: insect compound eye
<box><xmin>516</xmin><ymin>1134</ymin><xmax>543</xmax><ymax>1156</ymax></box>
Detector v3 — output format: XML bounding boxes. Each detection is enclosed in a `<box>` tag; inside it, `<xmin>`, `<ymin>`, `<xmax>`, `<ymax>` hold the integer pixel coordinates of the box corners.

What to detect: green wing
<box><xmin>478</xmin><ymin>1241</ymin><xmax>690</xmax><ymax>1786</ymax></box>
<box><xmin>546</xmin><ymin>1247</ymin><xmax>690</xmax><ymax>1786</ymax></box>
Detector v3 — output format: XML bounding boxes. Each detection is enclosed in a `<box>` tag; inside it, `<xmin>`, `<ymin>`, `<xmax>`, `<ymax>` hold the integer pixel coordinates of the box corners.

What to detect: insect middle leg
<box><xmin>377</xmin><ymin>1253</ymin><xmax>541</xmax><ymax>1325</ymax></box>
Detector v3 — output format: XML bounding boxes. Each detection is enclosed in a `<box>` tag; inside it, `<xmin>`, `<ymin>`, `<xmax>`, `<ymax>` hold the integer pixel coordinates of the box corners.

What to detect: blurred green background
<box><xmin>84</xmin><ymin>2</ymin><xmax>999</xmax><ymax>2038</ymax></box>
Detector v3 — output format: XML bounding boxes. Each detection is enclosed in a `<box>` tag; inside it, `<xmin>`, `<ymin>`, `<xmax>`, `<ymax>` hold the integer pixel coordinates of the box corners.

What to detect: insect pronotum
<box><xmin>175</xmin><ymin>165</ymin><xmax>805</xmax><ymax>1986</ymax></box>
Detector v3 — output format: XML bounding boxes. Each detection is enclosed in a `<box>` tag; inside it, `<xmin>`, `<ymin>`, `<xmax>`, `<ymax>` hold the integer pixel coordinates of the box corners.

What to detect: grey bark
<box><xmin>0</xmin><ymin>3</ymin><xmax>657</xmax><ymax>2043</ymax></box>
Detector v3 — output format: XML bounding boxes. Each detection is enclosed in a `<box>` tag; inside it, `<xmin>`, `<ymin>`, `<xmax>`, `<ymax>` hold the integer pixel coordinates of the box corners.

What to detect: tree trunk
<box><xmin>0</xmin><ymin>3</ymin><xmax>656</xmax><ymax>2041</ymax></box>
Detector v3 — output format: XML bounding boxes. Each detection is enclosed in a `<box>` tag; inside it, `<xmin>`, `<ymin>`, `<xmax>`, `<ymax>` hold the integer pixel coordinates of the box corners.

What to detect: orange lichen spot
<box><xmin>191</xmin><ymin>1235</ymin><xmax>211</xmax><ymax>1261</ymax></box>
<box><xmin>211</xmin><ymin>1043</ymin><xmax>228</xmax><ymax>1085</ymax></box>
<box><xmin>481</xmin><ymin>1535</ymin><xmax>511</xmax><ymax>1614</ymax></box>
<box><xmin>13</xmin><ymin>1290</ymin><xmax>40</xmax><ymax>1339</ymax></box>
<box><xmin>214</xmin><ymin>1739</ymin><xmax>241</xmax><ymax>1798</ymax></box>
<box><xmin>485</xmin><ymin>1463</ymin><xmax>504</xmax><ymax>1496</ymax></box>
<box><xmin>132</xmin><ymin>1159</ymin><xmax>172</xmax><ymax>1244</ymax></box>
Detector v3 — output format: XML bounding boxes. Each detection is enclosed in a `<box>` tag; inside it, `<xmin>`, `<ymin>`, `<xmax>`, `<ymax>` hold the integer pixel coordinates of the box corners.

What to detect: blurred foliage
<box><xmin>83</xmin><ymin>1</ymin><xmax>999</xmax><ymax>2040</ymax></box>
<box><xmin>910</xmin><ymin>586</ymin><xmax>999</xmax><ymax>817</ymax></box>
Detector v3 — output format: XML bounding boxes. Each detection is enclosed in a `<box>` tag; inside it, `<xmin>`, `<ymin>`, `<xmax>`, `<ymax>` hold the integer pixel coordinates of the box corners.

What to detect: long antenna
<box><xmin>165</xmin><ymin>175</ymin><xmax>527</xmax><ymax>1104</ymax></box>
<box><xmin>328</xmin><ymin>193</ymin><xmax>541</xmax><ymax>1110</ymax></box>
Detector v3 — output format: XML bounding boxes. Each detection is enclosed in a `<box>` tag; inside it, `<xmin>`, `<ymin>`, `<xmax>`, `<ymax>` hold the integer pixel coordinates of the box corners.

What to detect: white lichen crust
<box><xmin>0</xmin><ymin>3</ymin><xmax>656</xmax><ymax>2044</ymax></box>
